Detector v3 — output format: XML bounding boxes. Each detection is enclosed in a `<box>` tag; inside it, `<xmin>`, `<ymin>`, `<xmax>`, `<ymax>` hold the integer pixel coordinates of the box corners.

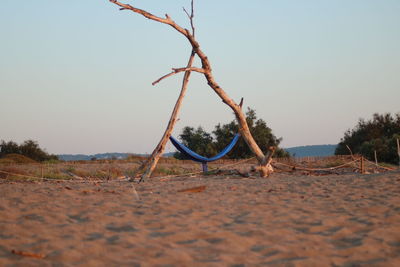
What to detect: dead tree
<box><xmin>109</xmin><ymin>0</ymin><xmax>274</xmax><ymax>180</ymax></box>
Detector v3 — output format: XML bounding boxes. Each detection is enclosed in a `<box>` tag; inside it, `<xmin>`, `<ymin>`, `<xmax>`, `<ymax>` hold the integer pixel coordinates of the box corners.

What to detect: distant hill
<box><xmin>284</xmin><ymin>144</ymin><xmax>337</xmax><ymax>158</ymax></box>
<box><xmin>57</xmin><ymin>152</ymin><xmax>174</xmax><ymax>161</ymax></box>
<box><xmin>58</xmin><ymin>145</ymin><xmax>337</xmax><ymax>161</ymax></box>
<box><xmin>58</xmin><ymin>153</ymin><xmax>137</xmax><ymax>161</ymax></box>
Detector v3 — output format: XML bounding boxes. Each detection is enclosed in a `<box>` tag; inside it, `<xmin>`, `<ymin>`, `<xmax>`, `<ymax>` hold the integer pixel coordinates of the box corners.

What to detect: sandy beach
<box><xmin>1</xmin><ymin>171</ymin><xmax>400</xmax><ymax>266</ymax></box>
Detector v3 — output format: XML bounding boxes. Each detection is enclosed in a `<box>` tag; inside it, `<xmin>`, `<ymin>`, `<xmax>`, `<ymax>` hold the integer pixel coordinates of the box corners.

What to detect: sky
<box><xmin>1</xmin><ymin>0</ymin><xmax>399</xmax><ymax>155</ymax></box>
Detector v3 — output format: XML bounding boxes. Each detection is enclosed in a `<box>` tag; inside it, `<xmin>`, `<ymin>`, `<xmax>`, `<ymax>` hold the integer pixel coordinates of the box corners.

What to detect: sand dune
<box><xmin>1</xmin><ymin>171</ymin><xmax>400</xmax><ymax>266</ymax></box>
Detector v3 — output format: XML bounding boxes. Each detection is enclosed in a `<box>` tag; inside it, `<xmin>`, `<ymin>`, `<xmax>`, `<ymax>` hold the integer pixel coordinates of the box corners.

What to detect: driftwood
<box><xmin>177</xmin><ymin>185</ymin><xmax>206</xmax><ymax>193</ymax></box>
<box><xmin>133</xmin><ymin>50</ymin><xmax>196</xmax><ymax>182</ymax></box>
<box><xmin>131</xmin><ymin>2</ymin><xmax>197</xmax><ymax>182</ymax></box>
<box><xmin>109</xmin><ymin>0</ymin><xmax>274</xmax><ymax>180</ymax></box>
<box><xmin>346</xmin><ymin>145</ymin><xmax>355</xmax><ymax>160</ymax></box>
<box><xmin>11</xmin><ymin>250</ymin><xmax>45</xmax><ymax>259</ymax></box>
<box><xmin>397</xmin><ymin>138</ymin><xmax>400</xmax><ymax>167</ymax></box>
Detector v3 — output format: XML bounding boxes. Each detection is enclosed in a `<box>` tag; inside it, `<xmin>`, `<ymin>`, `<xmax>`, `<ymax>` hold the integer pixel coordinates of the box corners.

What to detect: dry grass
<box><xmin>0</xmin><ymin>155</ymin><xmax>396</xmax><ymax>181</ymax></box>
<box><xmin>0</xmin><ymin>154</ymin><xmax>37</xmax><ymax>164</ymax></box>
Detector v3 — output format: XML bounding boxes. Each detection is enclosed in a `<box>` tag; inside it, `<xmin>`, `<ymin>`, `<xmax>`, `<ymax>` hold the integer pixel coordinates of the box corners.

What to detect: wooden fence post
<box><xmin>397</xmin><ymin>138</ymin><xmax>400</xmax><ymax>168</ymax></box>
<box><xmin>374</xmin><ymin>150</ymin><xmax>378</xmax><ymax>165</ymax></box>
<box><xmin>360</xmin><ymin>156</ymin><xmax>365</xmax><ymax>174</ymax></box>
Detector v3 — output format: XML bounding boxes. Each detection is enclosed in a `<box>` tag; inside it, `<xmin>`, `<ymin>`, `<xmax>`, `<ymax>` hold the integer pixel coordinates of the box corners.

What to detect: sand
<box><xmin>1</xmin><ymin>171</ymin><xmax>400</xmax><ymax>266</ymax></box>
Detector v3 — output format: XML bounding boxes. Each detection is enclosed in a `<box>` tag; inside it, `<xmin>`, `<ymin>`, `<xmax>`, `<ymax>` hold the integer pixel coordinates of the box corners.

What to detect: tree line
<box><xmin>2</xmin><ymin>112</ymin><xmax>397</xmax><ymax>165</ymax></box>
<box><xmin>173</xmin><ymin>108</ymin><xmax>289</xmax><ymax>160</ymax></box>
<box><xmin>0</xmin><ymin>140</ymin><xmax>58</xmax><ymax>162</ymax></box>
<box><xmin>335</xmin><ymin>113</ymin><xmax>400</xmax><ymax>164</ymax></box>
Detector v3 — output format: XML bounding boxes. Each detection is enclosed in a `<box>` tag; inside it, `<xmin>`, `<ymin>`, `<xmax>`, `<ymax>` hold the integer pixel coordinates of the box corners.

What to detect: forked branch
<box><xmin>109</xmin><ymin>0</ymin><xmax>196</xmax><ymax>46</ymax></box>
<box><xmin>152</xmin><ymin>67</ymin><xmax>205</xmax><ymax>86</ymax></box>
<box><xmin>109</xmin><ymin>0</ymin><xmax>274</xmax><ymax>179</ymax></box>
<box><xmin>183</xmin><ymin>0</ymin><xmax>195</xmax><ymax>36</ymax></box>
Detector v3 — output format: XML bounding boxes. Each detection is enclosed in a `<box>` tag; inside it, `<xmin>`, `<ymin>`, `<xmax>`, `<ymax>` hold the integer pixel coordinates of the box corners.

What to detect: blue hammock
<box><xmin>169</xmin><ymin>133</ymin><xmax>240</xmax><ymax>172</ymax></box>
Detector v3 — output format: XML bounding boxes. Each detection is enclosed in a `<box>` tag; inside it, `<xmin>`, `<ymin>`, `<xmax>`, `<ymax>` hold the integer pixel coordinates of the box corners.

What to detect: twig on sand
<box><xmin>11</xmin><ymin>249</ymin><xmax>45</xmax><ymax>259</ymax></box>
<box><xmin>132</xmin><ymin>184</ymin><xmax>140</xmax><ymax>200</ymax></box>
<box><xmin>178</xmin><ymin>185</ymin><xmax>206</xmax><ymax>193</ymax></box>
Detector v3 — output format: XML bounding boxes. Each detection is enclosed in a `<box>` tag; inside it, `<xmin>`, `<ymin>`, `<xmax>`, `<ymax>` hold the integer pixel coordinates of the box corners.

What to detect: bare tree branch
<box><xmin>152</xmin><ymin>67</ymin><xmax>205</xmax><ymax>86</ymax></box>
<box><xmin>109</xmin><ymin>0</ymin><xmax>193</xmax><ymax>43</ymax></box>
<box><xmin>183</xmin><ymin>8</ymin><xmax>191</xmax><ymax>20</ymax></box>
<box><xmin>239</xmin><ymin>97</ymin><xmax>244</xmax><ymax>109</ymax></box>
<box><xmin>183</xmin><ymin>0</ymin><xmax>195</xmax><ymax>36</ymax></box>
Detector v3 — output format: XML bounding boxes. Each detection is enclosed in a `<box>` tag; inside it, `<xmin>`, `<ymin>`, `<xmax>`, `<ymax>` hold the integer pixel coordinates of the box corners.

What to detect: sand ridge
<box><xmin>1</xmin><ymin>171</ymin><xmax>400</xmax><ymax>266</ymax></box>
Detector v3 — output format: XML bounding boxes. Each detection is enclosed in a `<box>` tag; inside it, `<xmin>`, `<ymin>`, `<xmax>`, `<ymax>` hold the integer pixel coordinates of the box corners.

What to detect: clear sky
<box><xmin>1</xmin><ymin>0</ymin><xmax>399</xmax><ymax>155</ymax></box>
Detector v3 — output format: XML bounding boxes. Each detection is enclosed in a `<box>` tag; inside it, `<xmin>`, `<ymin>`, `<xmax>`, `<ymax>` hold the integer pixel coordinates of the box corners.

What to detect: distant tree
<box><xmin>335</xmin><ymin>113</ymin><xmax>400</xmax><ymax>164</ymax></box>
<box><xmin>174</xmin><ymin>108</ymin><xmax>289</xmax><ymax>160</ymax></box>
<box><xmin>0</xmin><ymin>139</ymin><xmax>58</xmax><ymax>162</ymax></box>
<box><xmin>0</xmin><ymin>140</ymin><xmax>20</xmax><ymax>156</ymax></box>
<box><xmin>19</xmin><ymin>140</ymin><xmax>48</xmax><ymax>161</ymax></box>
<box><xmin>174</xmin><ymin>126</ymin><xmax>216</xmax><ymax>159</ymax></box>
<box><xmin>213</xmin><ymin>108</ymin><xmax>288</xmax><ymax>159</ymax></box>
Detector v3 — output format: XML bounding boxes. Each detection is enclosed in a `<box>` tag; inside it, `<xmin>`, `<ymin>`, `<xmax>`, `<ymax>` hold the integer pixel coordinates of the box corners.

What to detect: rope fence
<box><xmin>0</xmin><ymin>155</ymin><xmax>397</xmax><ymax>182</ymax></box>
<box><xmin>272</xmin><ymin>158</ymin><xmax>361</xmax><ymax>172</ymax></box>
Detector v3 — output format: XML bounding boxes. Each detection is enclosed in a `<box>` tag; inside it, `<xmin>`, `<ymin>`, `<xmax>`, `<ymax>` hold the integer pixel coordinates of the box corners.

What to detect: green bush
<box><xmin>0</xmin><ymin>140</ymin><xmax>58</xmax><ymax>162</ymax></box>
<box><xmin>336</xmin><ymin>113</ymin><xmax>400</xmax><ymax>164</ymax></box>
<box><xmin>174</xmin><ymin>108</ymin><xmax>289</xmax><ymax>160</ymax></box>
